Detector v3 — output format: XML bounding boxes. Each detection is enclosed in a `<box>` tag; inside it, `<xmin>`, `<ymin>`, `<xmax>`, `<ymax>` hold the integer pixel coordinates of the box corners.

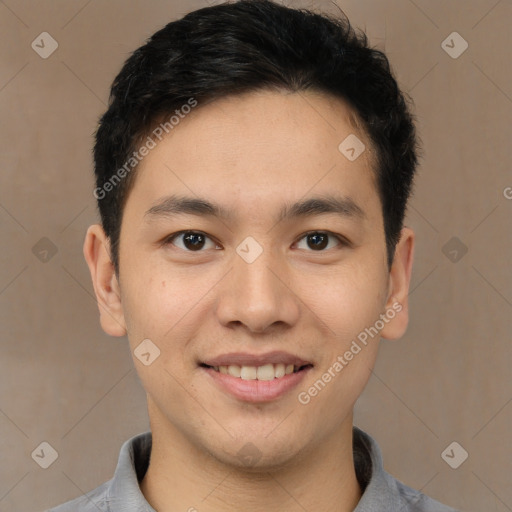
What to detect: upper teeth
<box><xmin>214</xmin><ymin>363</ymin><xmax>296</xmax><ymax>380</ymax></box>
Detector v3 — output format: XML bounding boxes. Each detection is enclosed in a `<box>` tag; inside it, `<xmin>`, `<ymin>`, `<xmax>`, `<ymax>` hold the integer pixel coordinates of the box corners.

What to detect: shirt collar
<box><xmin>107</xmin><ymin>431</ymin><xmax>156</xmax><ymax>511</ymax></box>
<box><xmin>352</xmin><ymin>426</ymin><xmax>404</xmax><ymax>511</ymax></box>
<box><xmin>105</xmin><ymin>427</ymin><xmax>401</xmax><ymax>511</ymax></box>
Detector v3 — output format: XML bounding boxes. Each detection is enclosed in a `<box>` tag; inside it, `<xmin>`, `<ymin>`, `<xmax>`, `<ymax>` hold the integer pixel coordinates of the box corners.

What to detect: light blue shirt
<box><xmin>46</xmin><ymin>426</ymin><xmax>459</xmax><ymax>511</ymax></box>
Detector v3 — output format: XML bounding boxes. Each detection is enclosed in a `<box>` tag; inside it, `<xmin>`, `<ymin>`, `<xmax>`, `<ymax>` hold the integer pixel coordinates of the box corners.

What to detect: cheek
<box><xmin>120</xmin><ymin>274</ymin><xmax>192</xmax><ymax>405</ymax></box>
<box><xmin>301</xmin><ymin>261</ymin><xmax>388</xmax><ymax>343</ymax></box>
<box><xmin>121</xmin><ymin>261</ymin><xmax>179</xmax><ymax>330</ymax></box>
<box><xmin>120</xmin><ymin>270</ymin><xmax>175</xmax><ymax>358</ymax></box>
<box><xmin>305</xmin><ymin>259</ymin><xmax>388</xmax><ymax>413</ymax></box>
<box><xmin>120</xmin><ymin>263</ymin><xmax>216</xmax><ymax>368</ymax></box>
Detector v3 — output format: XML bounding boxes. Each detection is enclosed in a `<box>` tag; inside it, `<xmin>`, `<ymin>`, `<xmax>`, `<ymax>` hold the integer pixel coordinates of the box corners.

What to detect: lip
<box><xmin>202</xmin><ymin>365</ymin><xmax>313</xmax><ymax>402</ymax></box>
<box><xmin>201</xmin><ymin>350</ymin><xmax>313</xmax><ymax>368</ymax></box>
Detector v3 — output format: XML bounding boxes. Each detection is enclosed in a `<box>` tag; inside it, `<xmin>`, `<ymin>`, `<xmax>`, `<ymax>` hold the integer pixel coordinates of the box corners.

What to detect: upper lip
<box><xmin>201</xmin><ymin>350</ymin><xmax>313</xmax><ymax>368</ymax></box>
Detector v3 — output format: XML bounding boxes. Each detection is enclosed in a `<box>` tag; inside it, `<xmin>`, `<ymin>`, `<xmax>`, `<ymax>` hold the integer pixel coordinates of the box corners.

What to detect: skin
<box><xmin>84</xmin><ymin>89</ymin><xmax>414</xmax><ymax>512</ymax></box>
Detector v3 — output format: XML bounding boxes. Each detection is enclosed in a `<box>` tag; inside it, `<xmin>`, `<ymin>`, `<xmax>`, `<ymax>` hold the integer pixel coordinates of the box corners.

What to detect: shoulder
<box><xmin>42</xmin><ymin>431</ymin><xmax>152</xmax><ymax>512</ymax></box>
<box><xmin>43</xmin><ymin>479</ymin><xmax>111</xmax><ymax>512</ymax></box>
<box><xmin>353</xmin><ymin>427</ymin><xmax>460</xmax><ymax>512</ymax></box>
<box><xmin>390</xmin><ymin>474</ymin><xmax>460</xmax><ymax>511</ymax></box>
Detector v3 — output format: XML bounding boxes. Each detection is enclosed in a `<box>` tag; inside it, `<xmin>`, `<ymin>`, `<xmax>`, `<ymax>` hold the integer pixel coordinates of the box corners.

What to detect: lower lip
<box><xmin>201</xmin><ymin>366</ymin><xmax>312</xmax><ymax>403</ymax></box>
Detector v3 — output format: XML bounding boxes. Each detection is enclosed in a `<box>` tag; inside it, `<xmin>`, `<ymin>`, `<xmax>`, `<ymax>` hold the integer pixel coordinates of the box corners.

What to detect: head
<box><xmin>85</xmin><ymin>0</ymin><xmax>416</xmax><ymax>470</ymax></box>
<box><xmin>93</xmin><ymin>0</ymin><xmax>417</xmax><ymax>274</ymax></box>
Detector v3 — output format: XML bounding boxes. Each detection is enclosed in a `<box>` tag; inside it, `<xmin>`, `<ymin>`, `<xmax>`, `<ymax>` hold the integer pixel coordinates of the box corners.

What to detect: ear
<box><xmin>380</xmin><ymin>226</ymin><xmax>415</xmax><ymax>341</ymax></box>
<box><xmin>83</xmin><ymin>224</ymin><xmax>127</xmax><ymax>337</ymax></box>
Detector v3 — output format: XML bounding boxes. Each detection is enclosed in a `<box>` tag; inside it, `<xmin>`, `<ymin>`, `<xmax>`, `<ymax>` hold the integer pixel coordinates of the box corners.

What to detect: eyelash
<box><xmin>161</xmin><ymin>230</ymin><xmax>349</xmax><ymax>253</ymax></box>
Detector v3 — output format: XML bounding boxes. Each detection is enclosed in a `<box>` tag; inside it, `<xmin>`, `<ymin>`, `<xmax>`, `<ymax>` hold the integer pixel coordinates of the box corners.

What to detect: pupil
<box><xmin>308</xmin><ymin>233</ymin><xmax>327</xmax><ymax>250</ymax></box>
<box><xmin>184</xmin><ymin>232</ymin><xmax>205</xmax><ymax>250</ymax></box>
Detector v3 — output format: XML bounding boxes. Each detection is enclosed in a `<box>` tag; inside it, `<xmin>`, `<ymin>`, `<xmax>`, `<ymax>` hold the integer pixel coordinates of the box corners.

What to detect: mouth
<box><xmin>199</xmin><ymin>362</ymin><xmax>313</xmax><ymax>381</ymax></box>
<box><xmin>199</xmin><ymin>353</ymin><xmax>314</xmax><ymax>402</ymax></box>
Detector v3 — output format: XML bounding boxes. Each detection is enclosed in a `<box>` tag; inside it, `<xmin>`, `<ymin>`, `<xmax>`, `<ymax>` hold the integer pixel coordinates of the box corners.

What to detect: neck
<box><xmin>140</xmin><ymin>404</ymin><xmax>362</xmax><ymax>512</ymax></box>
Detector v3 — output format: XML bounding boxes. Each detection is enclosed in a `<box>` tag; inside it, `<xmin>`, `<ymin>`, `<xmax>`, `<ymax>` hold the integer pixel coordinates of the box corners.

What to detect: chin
<box><xmin>205</xmin><ymin>430</ymin><xmax>310</xmax><ymax>473</ymax></box>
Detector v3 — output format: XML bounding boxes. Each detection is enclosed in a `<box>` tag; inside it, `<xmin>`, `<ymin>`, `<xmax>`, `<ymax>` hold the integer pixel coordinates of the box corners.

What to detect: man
<box><xmin>48</xmin><ymin>1</ymin><xmax>458</xmax><ymax>510</ymax></box>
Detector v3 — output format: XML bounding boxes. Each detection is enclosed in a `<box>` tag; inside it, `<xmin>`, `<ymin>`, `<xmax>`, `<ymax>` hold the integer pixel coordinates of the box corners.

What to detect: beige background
<box><xmin>1</xmin><ymin>0</ymin><xmax>511</xmax><ymax>511</ymax></box>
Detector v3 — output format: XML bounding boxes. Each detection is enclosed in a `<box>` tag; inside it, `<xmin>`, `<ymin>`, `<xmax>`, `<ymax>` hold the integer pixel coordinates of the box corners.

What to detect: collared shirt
<box><xmin>46</xmin><ymin>426</ymin><xmax>459</xmax><ymax>512</ymax></box>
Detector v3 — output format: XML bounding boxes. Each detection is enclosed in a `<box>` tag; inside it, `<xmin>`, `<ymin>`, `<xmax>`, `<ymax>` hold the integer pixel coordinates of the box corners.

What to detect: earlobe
<box><xmin>380</xmin><ymin>227</ymin><xmax>415</xmax><ymax>341</ymax></box>
<box><xmin>83</xmin><ymin>224</ymin><xmax>127</xmax><ymax>337</ymax></box>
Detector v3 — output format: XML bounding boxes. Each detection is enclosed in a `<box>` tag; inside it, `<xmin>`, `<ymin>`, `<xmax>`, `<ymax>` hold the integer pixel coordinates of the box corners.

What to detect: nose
<box><xmin>215</xmin><ymin>246</ymin><xmax>300</xmax><ymax>335</ymax></box>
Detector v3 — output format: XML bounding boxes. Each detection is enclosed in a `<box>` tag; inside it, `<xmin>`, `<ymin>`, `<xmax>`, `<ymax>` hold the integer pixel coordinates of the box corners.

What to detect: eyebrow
<box><xmin>144</xmin><ymin>194</ymin><xmax>366</xmax><ymax>224</ymax></box>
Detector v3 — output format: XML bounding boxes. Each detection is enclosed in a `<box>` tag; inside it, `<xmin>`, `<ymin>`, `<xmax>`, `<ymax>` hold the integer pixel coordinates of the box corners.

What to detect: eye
<box><xmin>294</xmin><ymin>231</ymin><xmax>346</xmax><ymax>251</ymax></box>
<box><xmin>163</xmin><ymin>231</ymin><xmax>220</xmax><ymax>252</ymax></box>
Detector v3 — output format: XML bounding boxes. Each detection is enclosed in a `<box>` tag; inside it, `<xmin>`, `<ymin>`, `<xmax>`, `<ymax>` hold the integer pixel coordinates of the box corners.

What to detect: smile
<box><xmin>201</xmin><ymin>363</ymin><xmax>312</xmax><ymax>381</ymax></box>
<box><xmin>200</xmin><ymin>363</ymin><xmax>313</xmax><ymax>402</ymax></box>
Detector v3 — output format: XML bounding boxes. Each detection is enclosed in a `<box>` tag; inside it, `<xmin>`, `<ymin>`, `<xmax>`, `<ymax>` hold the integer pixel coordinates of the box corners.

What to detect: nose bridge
<box><xmin>237</xmin><ymin>244</ymin><xmax>278</xmax><ymax>297</ymax></box>
<box><xmin>215</xmin><ymin>239</ymin><xmax>299</xmax><ymax>332</ymax></box>
<box><xmin>234</xmin><ymin>240</ymin><xmax>281</xmax><ymax>309</ymax></box>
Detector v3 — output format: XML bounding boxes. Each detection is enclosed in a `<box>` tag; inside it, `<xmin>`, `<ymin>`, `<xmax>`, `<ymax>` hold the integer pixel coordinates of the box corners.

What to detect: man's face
<box><xmin>112</xmin><ymin>90</ymin><xmax>400</xmax><ymax>468</ymax></box>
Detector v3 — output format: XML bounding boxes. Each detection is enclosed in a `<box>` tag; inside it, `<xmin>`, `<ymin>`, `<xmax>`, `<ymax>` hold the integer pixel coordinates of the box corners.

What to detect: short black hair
<box><xmin>93</xmin><ymin>0</ymin><xmax>418</xmax><ymax>273</ymax></box>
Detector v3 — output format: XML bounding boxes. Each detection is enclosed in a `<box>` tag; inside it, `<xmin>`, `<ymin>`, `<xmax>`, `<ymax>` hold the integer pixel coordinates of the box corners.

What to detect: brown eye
<box><xmin>165</xmin><ymin>231</ymin><xmax>219</xmax><ymax>251</ymax></box>
<box><xmin>295</xmin><ymin>231</ymin><xmax>344</xmax><ymax>251</ymax></box>
<box><xmin>306</xmin><ymin>232</ymin><xmax>328</xmax><ymax>250</ymax></box>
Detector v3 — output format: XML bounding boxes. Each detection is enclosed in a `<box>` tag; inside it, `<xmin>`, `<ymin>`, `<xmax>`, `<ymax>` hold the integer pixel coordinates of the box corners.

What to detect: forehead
<box><xmin>127</xmin><ymin>90</ymin><xmax>380</xmax><ymax>221</ymax></box>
